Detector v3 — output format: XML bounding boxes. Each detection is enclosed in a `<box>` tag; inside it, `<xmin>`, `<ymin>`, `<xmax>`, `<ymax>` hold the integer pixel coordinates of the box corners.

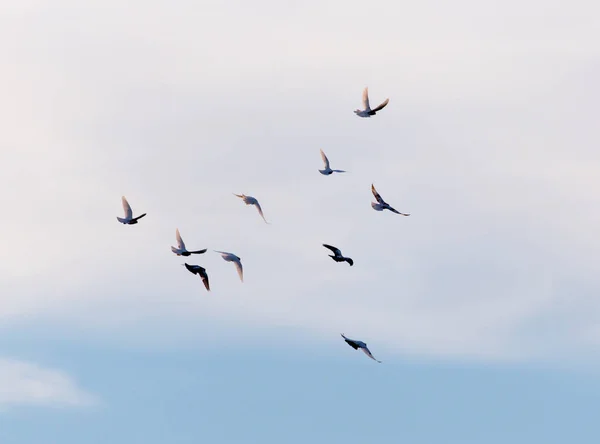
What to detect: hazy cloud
<box><xmin>0</xmin><ymin>358</ymin><xmax>97</xmax><ymax>409</ymax></box>
<box><xmin>1</xmin><ymin>0</ymin><xmax>600</xmax><ymax>364</ymax></box>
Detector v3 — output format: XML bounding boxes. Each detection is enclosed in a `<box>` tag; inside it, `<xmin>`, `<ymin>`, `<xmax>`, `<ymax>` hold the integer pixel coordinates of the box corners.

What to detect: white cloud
<box><xmin>1</xmin><ymin>0</ymin><xmax>600</xmax><ymax>364</ymax></box>
<box><xmin>0</xmin><ymin>359</ymin><xmax>97</xmax><ymax>409</ymax></box>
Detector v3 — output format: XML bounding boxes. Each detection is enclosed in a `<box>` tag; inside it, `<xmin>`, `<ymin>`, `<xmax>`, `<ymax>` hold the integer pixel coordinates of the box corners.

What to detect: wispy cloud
<box><xmin>0</xmin><ymin>358</ymin><xmax>97</xmax><ymax>410</ymax></box>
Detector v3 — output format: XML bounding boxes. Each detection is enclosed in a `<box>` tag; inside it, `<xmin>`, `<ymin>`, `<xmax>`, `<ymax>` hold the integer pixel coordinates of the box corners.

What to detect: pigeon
<box><xmin>183</xmin><ymin>263</ymin><xmax>210</xmax><ymax>291</ymax></box>
<box><xmin>214</xmin><ymin>251</ymin><xmax>244</xmax><ymax>282</ymax></box>
<box><xmin>322</xmin><ymin>244</ymin><xmax>354</xmax><ymax>266</ymax></box>
<box><xmin>341</xmin><ymin>334</ymin><xmax>381</xmax><ymax>363</ymax></box>
<box><xmin>319</xmin><ymin>149</ymin><xmax>346</xmax><ymax>175</ymax></box>
<box><xmin>354</xmin><ymin>87</ymin><xmax>389</xmax><ymax>118</ymax></box>
<box><xmin>371</xmin><ymin>184</ymin><xmax>410</xmax><ymax>216</ymax></box>
<box><xmin>171</xmin><ymin>229</ymin><xmax>208</xmax><ymax>256</ymax></box>
<box><xmin>234</xmin><ymin>194</ymin><xmax>269</xmax><ymax>224</ymax></box>
<box><xmin>117</xmin><ymin>196</ymin><xmax>147</xmax><ymax>225</ymax></box>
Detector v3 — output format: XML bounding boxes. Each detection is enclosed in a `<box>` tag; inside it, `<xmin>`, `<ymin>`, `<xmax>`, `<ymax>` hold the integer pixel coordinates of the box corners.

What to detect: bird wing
<box><xmin>234</xmin><ymin>259</ymin><xmax>244</xmax><ymax>282</ymax></box>
<box><xmin>176</xmin><ymin>228</ymin><xmax>186</xmax><ymax>249</ymax></box>
<box><xmin>361</xmin><ymin>346</ymin><xmax>381</xmax><ymax>363</ymax></box>
<box><xmin>345</xmin><ymin>339</ymin><xmax>359</xmax><ymax>350</ymax></box>
<box><xmin>132</xmin><ymin>213</ymin><xmax>147</xmax><ymax>222</ymax></box>
<box><xmin>362</xmin><ymin>87</ymin><xmax>370</xmax><ymax>111</ymax></box>
<box><xmin>371</xmin><ymin>184</ymin><xmax>384</xmax><ymax>204</ymax></box>
<box><xmin>371</xmin><ymin>98</ymin><xmax>389</xmax><ymax>113</ymax></box>
<box><xmin>189</xmin><ymin>249</ymin><xmax>208</xmax><ymax>254</ymax></box>
<box><xmin>387</xmin><ymin>205</ymin><xmax>401</xmax><ymax>214</ymax></box>
<box><xmin>320</xmin><ymin>149</ymin><xmax>330</xmax><ymax>169</ymax></box>
<box><xmin>184</xmin><ymin>263</ymin><xmax>195</xmax><ymax>273</ymax></box>
<box><xmin>254</xmin><ymin>201</ymin><xmax>269</xmax><ymax>224</ymax></box>
<box><xmin>121</xmin><ymin>196</ymin><xmax>133</xmax><ymax>219</ymax></box>
<box><xmin>201</xmin><ymin>273</ymin><xmax>210</xmax><ymax>291</ymax></box>
<box><xmin>322</xmin><ymin>244</ymin><xmax>342</xmax><ymax>256</ymax></box>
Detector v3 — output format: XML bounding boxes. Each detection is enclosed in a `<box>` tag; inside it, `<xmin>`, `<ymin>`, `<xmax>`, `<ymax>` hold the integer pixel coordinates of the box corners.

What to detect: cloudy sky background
<box><xmin>2</xmin><ymin>0</ymin><xmax>600</xmax><ymax>442</ymax></box>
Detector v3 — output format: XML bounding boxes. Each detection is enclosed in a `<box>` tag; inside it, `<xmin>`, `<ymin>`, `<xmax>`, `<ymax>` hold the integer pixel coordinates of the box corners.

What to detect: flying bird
<box><xmin>371</xmin><ymin>184</ymin><xmax>410</xmax><ymax>216</ymax></box>
<box><xmin>183</xmin><ymin>263</ymin><xmax>210</xmax><ymax>291</ymax></box>
<box><xmin>341</xmin><ymin>334</ymin><xmax>381</xmax><ymax>363</ymax></box>
<box><xmin>234</xmin><ymin>194</ymin><xmax>269</xmax><ymax>224</ymax></box>
<box><xmin>319</xmin><ymin>149</ymin><xmax>346</xmax><ymax>175</ymax></box>
<box><xmin>171</xmin><ymin>229</ymin><xmax>208</xmax><ymax>256</ymax></box>
<box><xmin>116</xmin><ymin>196</ymin><xmax>146</xmax><ymax>225</ymax></box>
<box><xmin>322</xmin><ymin>244</ymin><xmax>354</xmax><ymax>266</ymax></box>
<box><xmin>354</xmin><ymin>87</ymin><xmax>389</xmax><ymax>118</ymax></box>
<box><xmin>214</xmin><ymin>251</ymin><xmax>244</xmax><ymax>282</ymax></box>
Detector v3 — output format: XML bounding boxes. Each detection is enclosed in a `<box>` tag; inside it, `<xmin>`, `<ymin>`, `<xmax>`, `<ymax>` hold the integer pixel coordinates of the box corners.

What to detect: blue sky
<box><xmin>1</xmin><ymin>327</ymin><xmax>600</xmax><ymax>443</ymax></box>
<box><xmin>2</xmin><ymin>0</ymin><xmax>600</xmax><ymax>442</ymax></box>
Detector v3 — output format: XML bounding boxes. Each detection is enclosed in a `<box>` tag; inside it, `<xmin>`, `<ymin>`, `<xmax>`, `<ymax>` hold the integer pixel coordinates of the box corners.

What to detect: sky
<box><xmin>1</xmin><ymin>0</ymin><xmax>600</xmax><ymax>442</ymax></box>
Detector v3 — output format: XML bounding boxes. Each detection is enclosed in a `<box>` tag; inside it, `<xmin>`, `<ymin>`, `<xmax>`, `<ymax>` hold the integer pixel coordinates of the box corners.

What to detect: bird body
<box><xmin>117</xmin><ymin>196</ymin><xmax>146</xmax><ymax>224</ymax></box>
<box><xmin>371</xmin><ymin>184</ymin><xmax>409</xmax><ymax>216</ymax></box>
<box><xmin>234</xmin><ymin>193</ymin><xmax>269</xmax><ymax>224</ymax></box>
<box><xmin>341</xmin><ymin>334</ymin><xmax>381</xmax><ymax>363</ymax></box>
<box><xmin>171</xmin><ymin>229</ymin><xmax>207</xmax><ymax>256</ymax></box>
<box><xmin>354</xmin><ymin>87</ymin><xmax>389</xmax><ymax>118</ymax></box>
<box><xmin>319</xmin><ymin>149</ymin><xmax>346</xmax><ymax>175</ymax></box>
<box><xmin>322</xmin><ymin>244</ymin><xmax>354</xmax><ymax>266</ymax></box>
<box><xmin>183</xmin><ymin>263</ymin><xmax>210</xmax><ymax>291</ymax></box>
<box><xmin>215</xmin><ymin>250</ymin><xmax>244</xmax><ymax>282</ymax></box>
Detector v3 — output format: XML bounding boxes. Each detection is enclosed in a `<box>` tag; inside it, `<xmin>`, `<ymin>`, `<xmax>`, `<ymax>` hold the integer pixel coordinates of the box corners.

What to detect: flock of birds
<box><xmin>116</xmin><ymin>87</ymin><xmax>402</xmax><ymax>364</ymax></box>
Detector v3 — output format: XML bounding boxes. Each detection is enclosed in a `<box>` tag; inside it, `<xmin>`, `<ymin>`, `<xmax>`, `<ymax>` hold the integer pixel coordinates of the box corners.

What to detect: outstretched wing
<box><xmin>370</xmin><ymin>98</ymin><xmax>389</xmax><ymax>113</ymax></box>
<box><xmin>234</xmin><ymin>260</ymin><xmax>244</xmax><ymax>282</ymax></box>
<box><xmin>361</xmin><ymin>346</ymin><xmax>381</xmax><ymax>363</ymax></box>
<box><xmin>345</xmin><ymin>339</ymin><xmax>359</xmax><ymax>350</ymax></box>
<box><xmin>320</xmin><ymin>149</ymin><xmax>330</xmax><ymax>169</ymax></box>
<box><xmin>371</xmin><ymin>184</ymin><xmax>384</xmax><ymax>204</ymax></box>
<box><xmin>201</xmin><ymin>273</ymin><xmax>210</xmax><ymax>291</ymax></box>
<box><xmin>254</xmin><ymin>201</ymin><xmax>269</xmax><ymax>224</ymax></box>
<box><xmin>387</xmin><ymin>205</ymin><xmax>410</xmax><ymax>216</ymax></box>
<box><xmin>322</xmin><ymin>244</ymin><xmax>342</xmax><ymax>256</ymax></box>
<box><xmin>362</xmin><ymin>87</ymin><xmax>370</xmax><ymax>111</ymax></box>
<box><xmin>176</xmin><ymin>228</ymin><xmax>186</xmax><ymax>249</ymax></box>
<box><xmin>121</xmin><ymin>196</ymin><xmax>132</xmax><ymax>219</ymax></box>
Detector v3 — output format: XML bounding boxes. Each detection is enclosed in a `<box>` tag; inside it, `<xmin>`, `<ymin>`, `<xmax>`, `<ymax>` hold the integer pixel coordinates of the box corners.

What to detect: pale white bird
<box><xmin>234</xmin><ymin>193</ymin><xmax>269</xmax><ymax>224</ymax></box>
<box><xmin>319</xmin><ymin>149</ymin><xmax>346</xmax><ymax>175</ymax></box>
<box><xmin>171</xmin><ymin>228</ymin><xmax>207</xmax><ymax>256</ymax></box>
<box><xmin>371</xmin><ymin>184</ymin><xmax>410</xmax><ymax>216</ymax></box>
<box><xmin>354</xmin><ymin>87</ymin><xmax>389</xmax><ymax>118</ymax></box>
<box><xmin>116</xmin><ymin>196</ymin><xmax>147</xmax><ymax>225</ymax></box>
<box><xmin>341</xmin><ymin>334</ymin><xmax>382</xmax><ymax>363</ymax></box>
<box><xmin>214</xmin><ymin>250</ymin><xmax>244</xmax><ymax>282</ymax></box>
